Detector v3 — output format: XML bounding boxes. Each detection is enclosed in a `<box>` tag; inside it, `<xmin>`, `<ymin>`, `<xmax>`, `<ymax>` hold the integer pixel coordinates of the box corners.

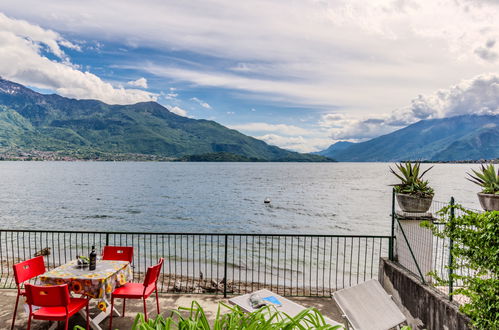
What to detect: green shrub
<box><xmin>424</xmin><ymin>207</ymin><xmax>499</xmax><ymax>329</ymax></box>
<box><xmin>131</xmin><ymin>300</ymin><xmax>343</xmax><ymax>329</ymax></box>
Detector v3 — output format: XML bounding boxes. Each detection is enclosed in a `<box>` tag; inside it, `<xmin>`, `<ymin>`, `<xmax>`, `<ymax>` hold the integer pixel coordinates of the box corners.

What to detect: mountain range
<box><xmin>317</xmin><ymin>115</ymin><xmax>499</xmax><ymax>161</ymax></box>
<box><xmin>0</xmin><ymin>78</ymin><xmax>330</xmax><ymax>161</ymax></box>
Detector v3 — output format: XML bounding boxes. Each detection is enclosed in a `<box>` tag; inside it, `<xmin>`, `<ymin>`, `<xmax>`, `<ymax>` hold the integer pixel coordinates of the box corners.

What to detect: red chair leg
<box><xmin>122</xmin><ymin>298</ymin><xmax>126</xmax><ymax>317</ymax></box>
<box><xmin>155</xmin><ymin>289</ymin><xmax>160</xmax><ymax>314</ymax></box>
<box><xmin>109</xmin><ymin>296</ymin><xmax>114</xmax><ymax>330</ymax></box>
<box><xmin>143</xmin><ymin>298</ymin><xmax>148</xmax><ymax>322</ymax></box>
<box><xmin>64</xmin><ymin>316</ymin><xmax>69</xmax><ymax>330</ymax></box>
<box><xmin>86</xmin><ymin>302</ymin><xmax>90</xmax><ymax>330</ymax></box>
<box><xmin>11</xmin><ymin>292</ymin><xmax>20</xmax><ymax>330</ymax></box>
<box><xmin>26</xmin><ymin>314</ymin><xmax>32</xmax><ymax>330</ymax></box>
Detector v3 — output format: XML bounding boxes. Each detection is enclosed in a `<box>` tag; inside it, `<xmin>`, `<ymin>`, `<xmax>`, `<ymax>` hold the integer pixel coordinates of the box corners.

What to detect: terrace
<box><xmin>0</xmin><ymin>290</ymin><xmax>342</xmax><ymax>329</ymax></box>
<box><xmin>0</xmin><ymin>194</ymin><xmax>476</xmax><ymax>329</ymax></box>
<box><xmin>2</xmin><ymin>231</ymin><xmax>378</xmax><ymax>329</ymax></box>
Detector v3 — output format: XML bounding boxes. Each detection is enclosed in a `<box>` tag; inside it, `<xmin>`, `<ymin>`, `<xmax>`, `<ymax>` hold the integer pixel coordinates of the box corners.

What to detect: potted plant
<box><xmin>390</xmin><ymin>162</ymin><xmax>434</xmax><ymax>213</ymax></box>
<box><xmin>466</xmin><ymin>164</ymin><xmax>499</xmax><ymax>211</ymax></box>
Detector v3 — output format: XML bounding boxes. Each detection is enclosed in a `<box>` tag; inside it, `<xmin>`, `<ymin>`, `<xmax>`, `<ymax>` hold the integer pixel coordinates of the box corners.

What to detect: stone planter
<box><xmin>396</xmin><ymin>193</ymin><xmax>433</xmax><ymax>213</ymax></box>
<box><xmin>477</xmin><ymin>193</ymin><xmax>499</xmax><ymax>211</ymax></box>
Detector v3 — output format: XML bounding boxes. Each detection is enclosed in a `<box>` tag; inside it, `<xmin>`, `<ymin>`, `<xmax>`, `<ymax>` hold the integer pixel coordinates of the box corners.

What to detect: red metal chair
<box><xmin>109</xmin><ymin>258</ymin><xmax>164</xmax><ymax>329</ymax></box>
<box><xmin>102</xmin><ymin>246</ymin><xmax>134</xmax><ymax>263</ymax></box>
<box><xmin>11</xmin><ymin>256</ymin><xmax>46</xmax><ymax>329</ymax></box>
<box><xmin>25</xmin><ymin>283</ymin><xmax>90</xmax><ymax>330</ymax></box>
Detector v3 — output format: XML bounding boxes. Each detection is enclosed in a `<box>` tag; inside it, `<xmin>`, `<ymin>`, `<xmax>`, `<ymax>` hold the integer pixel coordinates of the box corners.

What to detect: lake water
<box><xmin>0</xmin><ymin>162</ymin><xmax>483</xmax><ymax>235</ymax></box>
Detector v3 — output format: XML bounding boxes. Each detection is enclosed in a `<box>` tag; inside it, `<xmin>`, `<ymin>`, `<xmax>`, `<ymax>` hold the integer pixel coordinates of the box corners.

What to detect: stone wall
<box><xmin>378</xmin><ymin>258</ymin><xmax>470</xmax><ymax>330</ymax></box>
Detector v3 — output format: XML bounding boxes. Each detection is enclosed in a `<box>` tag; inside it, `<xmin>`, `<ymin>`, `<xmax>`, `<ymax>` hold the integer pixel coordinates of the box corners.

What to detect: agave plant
<box><xmin>467</xmin><ymin>164</ymin><xmax>499</xmax><ymax>194</ymax></box>
<box><xmin>390</xmin><ymin>162</ymin><xmax>434</xmax><ymax>198</ymax></box>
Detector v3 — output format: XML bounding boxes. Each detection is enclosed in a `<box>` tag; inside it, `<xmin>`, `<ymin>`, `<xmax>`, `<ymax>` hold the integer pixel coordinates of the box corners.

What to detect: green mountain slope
<box><xmin>0</xmin><ymin>78</ymin><xmax>330</xmax><ymax>161</ymax></box>
<box><xmin>319</xmin><ymin>115</ymin><xmax>499</xmax><ymax>161</ymax></box>
<box><xmin>432</xmin><ymin>126</ymin><xmax>499</xmax><ymax>161</ymax></box>
<box><xmin>314</xmin><ymin>141</ymin><xmax>355</xmax><ymax>156</ymax></box>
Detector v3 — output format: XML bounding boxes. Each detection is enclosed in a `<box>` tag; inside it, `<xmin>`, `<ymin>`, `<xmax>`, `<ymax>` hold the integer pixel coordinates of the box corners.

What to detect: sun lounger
<box><xmin>332</xmin><ymin>279</ymin><xmax>406</xmax><ymax>330</ymax></box>
<box><xmin>230</xmin><ymin>289</ymin><xmax>343</xmax><ymax>327</ymax></box>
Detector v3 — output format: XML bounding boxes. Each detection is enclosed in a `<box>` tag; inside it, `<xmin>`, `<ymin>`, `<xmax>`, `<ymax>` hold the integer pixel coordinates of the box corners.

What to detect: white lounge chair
<box><xmin>230</xmin><ymin>289</ymin><xmax>343</xmax><ymax>327</ymax></box>
<box><xmin>333</xmin><ymin>279</ymin><xmax>407</xmax><ymax>330</ymax></box>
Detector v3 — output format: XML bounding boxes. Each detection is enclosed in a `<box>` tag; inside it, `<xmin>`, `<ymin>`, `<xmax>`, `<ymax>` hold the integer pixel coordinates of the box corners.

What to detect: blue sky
<box><xmin>0</xmin><ymin>1</ymin><xmax>498</xmax><ymax>152</ymax></box>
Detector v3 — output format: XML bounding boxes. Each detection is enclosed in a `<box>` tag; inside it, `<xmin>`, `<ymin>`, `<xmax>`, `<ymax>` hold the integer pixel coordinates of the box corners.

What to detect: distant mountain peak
<box><xmin>315</xmin><ymin>140</ymin><xmax>355</xmax><ymax>156</ymax></box>
<box><xmin>318</xmin><ymin>114</ymin><xmax>499</xmax><ymax>161</ymax></box>
<box><xmin>0</xmin><ymin>77</ymin><xmax>332</xmax><ymax>162</ymax></box>
<box><xmin>0</xmin><ymin>78</ymin><xmax>25</xmax><ymax>95</ymax></box>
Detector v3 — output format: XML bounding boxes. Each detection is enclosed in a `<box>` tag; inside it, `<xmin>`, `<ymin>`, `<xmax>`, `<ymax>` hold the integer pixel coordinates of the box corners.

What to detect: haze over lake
<box><xmin>0</xmin><ymin>162</ymin><xmax>483</xmax><ymax>235</ymax></box>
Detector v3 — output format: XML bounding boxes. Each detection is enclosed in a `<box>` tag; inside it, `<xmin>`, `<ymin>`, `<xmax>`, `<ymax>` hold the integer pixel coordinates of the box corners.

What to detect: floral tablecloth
<box><xmin>40</xmin><ymin>259</ymin><xmax>132</xmax><ymax>311</ymax></box>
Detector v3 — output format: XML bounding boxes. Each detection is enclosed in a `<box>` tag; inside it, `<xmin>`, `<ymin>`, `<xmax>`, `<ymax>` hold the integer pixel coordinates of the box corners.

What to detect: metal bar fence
<box><xmin>392</xmin><ymin>195</ymin><xmax>481</xmax><ymax>303</ymax></box>
<box><xmin>0</xmin><ymin>230</ymin><xmax>390</xmax><ymax>297</ymax></box>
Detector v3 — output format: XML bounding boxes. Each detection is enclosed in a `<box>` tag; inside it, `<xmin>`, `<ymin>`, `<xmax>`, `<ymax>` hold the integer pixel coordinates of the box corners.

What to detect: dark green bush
<box><xmin>424</xmin><ymin>207</ymin><xmax>499</xmax><ymax>329</ymax></box>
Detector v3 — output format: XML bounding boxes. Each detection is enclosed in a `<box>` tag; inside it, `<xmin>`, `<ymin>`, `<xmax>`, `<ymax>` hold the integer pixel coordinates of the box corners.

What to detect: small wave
<box><xmin>84</xmin><ymin>214</ymin><xmax>113</xmax><ymax>219</ymax></box>
<box><xmin>172</xmin><ymin>216</ymin><xmax>193</xmax><ymax>221</ymax></box>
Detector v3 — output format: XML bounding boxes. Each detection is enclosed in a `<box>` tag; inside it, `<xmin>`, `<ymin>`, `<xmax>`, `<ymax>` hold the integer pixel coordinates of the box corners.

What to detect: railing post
<box><xmin>448</xmin><ymin>197</ymin><xmax>455</xmax><ymax>301</ymax></box>
<box><xmin>389</xmin><ymin>188</ymin><xmax>395</xmax><ymax>261</ymax></box>
<box><xmin>105</xmin><ymin>233</ymin><xmax>109</xmax><ymax>246</ymax></box>
<box><xmin>223</xmin><ymin>234</ymin><xmax>228</xmax><ymax>298</ymax></box>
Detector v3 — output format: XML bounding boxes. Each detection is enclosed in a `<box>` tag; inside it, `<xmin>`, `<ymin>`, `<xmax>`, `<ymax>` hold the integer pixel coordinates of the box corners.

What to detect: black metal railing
<box><xmin>0</xmin><ymin>229</ymin><xmax>390</xmax><ymax>297</ymax></box>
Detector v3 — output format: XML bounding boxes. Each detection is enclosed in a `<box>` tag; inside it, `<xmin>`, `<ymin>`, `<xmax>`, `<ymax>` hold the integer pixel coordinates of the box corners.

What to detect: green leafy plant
<box><xmin>467</xmin><ymin>164</ymin><xmax>499</xmax><ymax>194</ymax></box>
<box><xmin>423</xmin><ymin>206</ymin><xmax>499</xmax><ymax>329</ymax></box>
<box><xmin>131</xmin><ymin>300</ymin><xmax>343</xmax><ymax>329</ymax></box>
<box><xmin>390</xmin><ymin>162</ymin><xmax>434</xmax><ymax>197</ymax></box>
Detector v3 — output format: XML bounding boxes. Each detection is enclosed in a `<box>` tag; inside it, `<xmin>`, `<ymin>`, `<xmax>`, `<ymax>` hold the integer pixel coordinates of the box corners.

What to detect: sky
<box><xmin>0</xmin><ymin>0</ymin><xmax>498</xmax><ymax>152</ymax></box>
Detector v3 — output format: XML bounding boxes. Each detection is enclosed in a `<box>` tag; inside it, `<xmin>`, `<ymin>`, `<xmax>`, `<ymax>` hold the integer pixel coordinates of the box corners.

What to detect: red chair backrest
<box><xmin>143</xmin><ymin>258</ymin><xmax>164</xmax><ymax>287</ymax></box>
<box><xmin>25</xmin><ymin>284</ymin><xmax>70</xmax><ymax>307</ymax></box>
<box><xmin>13</xmin><ymin>256</ymin><xmax>46</xmax><ymax>285</ymax></box>
<box><xmin>102</xmin><ymin>246</ymin><xmax>134</xmax><ymax>263</ymax></box>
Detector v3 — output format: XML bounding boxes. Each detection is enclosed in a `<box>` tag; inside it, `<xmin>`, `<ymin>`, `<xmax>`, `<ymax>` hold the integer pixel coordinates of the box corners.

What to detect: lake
<box><xmin>0</xmin><ymin>162</ymin><xmax>483</xmax><ymax>235</ymax></box>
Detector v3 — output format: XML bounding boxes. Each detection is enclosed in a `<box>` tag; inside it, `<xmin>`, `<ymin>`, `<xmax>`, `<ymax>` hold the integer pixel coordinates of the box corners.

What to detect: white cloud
<box><xmin>257</xmin><ymin>134</ymin><xmax>332</xmax><ymax>153</ymax></box>
<box><xmin>190</xmin><ymin>97</ymin><xmax>212</xmax><ymax>109</ymax></box>
<box><xmin>406</xmin><ymin>73</ymin><xmax>499</xmax><ymax>118</ymax></box>
<box><xmin>163</xmin><ymin>87</ymin><xmax>178</xmax><ymax>100</ymax></box>
<box><xmin>164</xmin><ymin>92</ymin><xmax>177</xmax><ymax>99</ymax></box>
<box><xmin>3</xmin><ymin>1</ymin><xmax>499</xmax><ymax>114</ymax></box>
<box><xmin>0</xmin><ymin>13</ymin><xmax>157</xmax><ymax>105</ymax></box>
<box><xmin>322</xmin><ymin>73</ymin><xmax>499</xmax><ymax>140</ymax></box>
<box><xmin>168</xmin><ymin>105</ymin><xmax>188</xmax><ymax>117</ymax></box>
<box><xmin>230</xmin><ymin>122</ymin><xmax>311</xmax><ymax>136</ymax></box>
<box><xmin>127</xmin><ymin>77</ymin><xmax>148</xmax><ymax>88</ymax></box>
<box><xmin>0</xmin><ymin>12</ymin><xmax>79</xmax><ymax>59</ymax></box>
<box><xmin>229</xmin><ymin>122</ymin><xmax>332</xmax><ymax>152</ymax></box>
<box><xmin>320</xmin><ymin>114</ymin><xmax>395</xmax><ymax>140</ymax></box>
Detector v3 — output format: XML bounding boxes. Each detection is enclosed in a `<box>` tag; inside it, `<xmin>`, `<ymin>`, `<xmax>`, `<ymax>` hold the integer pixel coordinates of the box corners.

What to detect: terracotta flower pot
<box><xmin>396</xmin><ymin>193</ymin><xmax>433</xmax><ymax>213</ymax></box>
<box><xmin>477</xmin><ymin>193</ymin><xmax>499</xmax><ymax>211</ymax></box>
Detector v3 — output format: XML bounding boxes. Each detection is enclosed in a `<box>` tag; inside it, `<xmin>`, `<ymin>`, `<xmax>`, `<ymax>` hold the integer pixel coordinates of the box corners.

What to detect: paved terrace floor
<box><xmin>0</xmin><ymin>290</ymin><xmax>344</xmax><ymax>329</ymax></box>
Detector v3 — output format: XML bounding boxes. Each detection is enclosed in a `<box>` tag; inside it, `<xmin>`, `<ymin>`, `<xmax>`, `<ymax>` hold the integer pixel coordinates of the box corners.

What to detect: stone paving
<box><xmin>0</xmin><ymin>289</ymin><xmax>343</xmax><ymax>329</ymax></box>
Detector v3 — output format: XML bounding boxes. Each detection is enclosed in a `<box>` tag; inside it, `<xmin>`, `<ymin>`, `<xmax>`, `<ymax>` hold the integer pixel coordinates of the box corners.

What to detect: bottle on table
<box><xmin>89</xmin><ymin>245</ymin><xmax>97</xmax><ymax>271</ymax></box>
